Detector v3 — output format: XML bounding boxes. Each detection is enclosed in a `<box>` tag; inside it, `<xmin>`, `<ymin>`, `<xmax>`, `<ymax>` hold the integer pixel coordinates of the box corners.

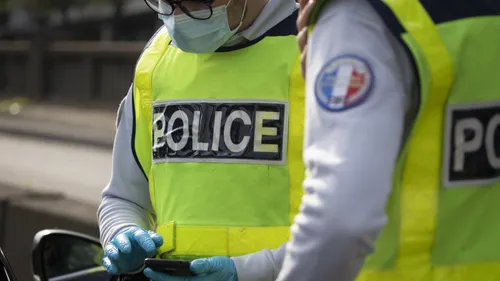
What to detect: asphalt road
<box><xmin>0</xmin><ymin>133</ymin><xmax>112</xmax><ymax>205</ymax></box>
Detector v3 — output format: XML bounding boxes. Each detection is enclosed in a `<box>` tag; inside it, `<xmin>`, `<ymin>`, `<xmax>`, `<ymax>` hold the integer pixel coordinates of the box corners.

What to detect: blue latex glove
<box><xmin>143</xmin><ymin>256</ymin><xmax>237</xmax><ymax>281</ymax></box>
<box><xmin>102</xmin><ymin>226</ymin><xmax>163</xmax><ymax>275</ymax></box>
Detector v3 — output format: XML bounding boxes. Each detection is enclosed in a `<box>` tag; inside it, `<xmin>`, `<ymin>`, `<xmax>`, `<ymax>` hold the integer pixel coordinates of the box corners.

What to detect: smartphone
<box><xmin>144</xmin><ymin>258</ymin><xmax>195</xmax><ymax>276</ymax></box>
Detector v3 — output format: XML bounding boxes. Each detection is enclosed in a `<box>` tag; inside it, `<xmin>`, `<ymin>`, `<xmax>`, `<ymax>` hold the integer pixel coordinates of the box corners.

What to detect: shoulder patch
<box><xmin>315</xmin><ymin>55</ymin><xmax>374</xmax><ymax>112</ymax></box>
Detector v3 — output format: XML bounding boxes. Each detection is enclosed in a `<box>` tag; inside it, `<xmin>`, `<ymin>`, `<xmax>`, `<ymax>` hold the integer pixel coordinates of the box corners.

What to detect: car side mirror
<box><xmin>32</xmin><ymin>229</ymin><xmax>108</xmax><ymax>281</ymax></box>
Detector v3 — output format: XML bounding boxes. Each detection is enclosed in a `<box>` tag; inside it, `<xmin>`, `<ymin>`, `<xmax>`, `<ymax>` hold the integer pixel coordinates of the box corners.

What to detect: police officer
<box><xmin>98</xmin><ymin>0</ymin><xmax>306</xmax><ymax>281</ymax></box>
<box><xmin>275</xmin><ymin>0</ymin><xmax>500</xmax><ymax>280</ymax></box>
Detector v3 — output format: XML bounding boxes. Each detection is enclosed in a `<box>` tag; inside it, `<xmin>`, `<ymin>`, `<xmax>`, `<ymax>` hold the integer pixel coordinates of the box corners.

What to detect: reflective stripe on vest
<box><xmin>307</xmin><ymin>0</ymin><xmax>500</xmax><ymax>279</ymax></box>
<box><xmin>133</xmin><ymin>25</ymin><xmax>305</xmax><ymax>258</ymax></box>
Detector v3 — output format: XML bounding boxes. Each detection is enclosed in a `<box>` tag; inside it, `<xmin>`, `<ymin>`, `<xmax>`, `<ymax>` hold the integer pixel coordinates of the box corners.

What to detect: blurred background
<box><xmin>0</xmin><ymin>0</ymin><xmax>160</xmax><ymax>279</ymax></box>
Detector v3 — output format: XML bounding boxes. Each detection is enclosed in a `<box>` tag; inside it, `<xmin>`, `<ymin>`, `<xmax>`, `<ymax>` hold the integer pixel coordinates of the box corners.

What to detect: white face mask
<box><xmin>159</xmin><ymin>0</ymin><xmax>248</xmax><ymax>53</ymax></box>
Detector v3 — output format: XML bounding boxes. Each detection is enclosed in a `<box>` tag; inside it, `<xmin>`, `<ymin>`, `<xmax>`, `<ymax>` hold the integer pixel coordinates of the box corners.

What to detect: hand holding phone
<box><xmin>144</xmin><ymin>258</ymin><xmax>194</xmax><ymax>277</ymax></box>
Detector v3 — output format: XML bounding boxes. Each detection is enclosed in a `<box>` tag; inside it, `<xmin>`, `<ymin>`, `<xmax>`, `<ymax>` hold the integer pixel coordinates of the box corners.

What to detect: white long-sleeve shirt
<box><xmin>276</xmin><ymin>0</ymin><xmax>419</xmax><ymax>280</ymax></box>
<box><xmin>98</xmin><ymin>1</ymin><xmax>296</xmax><ymax>281</ymax></box>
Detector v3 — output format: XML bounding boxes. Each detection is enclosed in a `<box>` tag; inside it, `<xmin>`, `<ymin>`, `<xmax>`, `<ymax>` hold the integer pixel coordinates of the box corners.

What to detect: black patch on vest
<box><xmin>152</xmin><ymin>100</ymin><xmax>288</xmax><ymax>164</ymax></box>
<box><xmin>443</xmin><ymin>102</ymin><xmax>500</xmax><ymax>187</ymax></box>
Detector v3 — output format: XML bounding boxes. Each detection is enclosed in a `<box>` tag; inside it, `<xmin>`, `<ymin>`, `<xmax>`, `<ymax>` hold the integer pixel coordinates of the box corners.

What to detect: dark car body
<box><xmin>0</xmin><ymin>229</ymin><xmax>151</xmax><ymax>281</ymax></box>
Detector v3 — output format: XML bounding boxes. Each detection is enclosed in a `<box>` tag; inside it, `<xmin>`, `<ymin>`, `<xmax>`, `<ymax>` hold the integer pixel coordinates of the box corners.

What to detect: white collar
<box><xmin>224</xmin><ymin>0</ymin><xmax>299</xmax><ymax>46</ymax></box>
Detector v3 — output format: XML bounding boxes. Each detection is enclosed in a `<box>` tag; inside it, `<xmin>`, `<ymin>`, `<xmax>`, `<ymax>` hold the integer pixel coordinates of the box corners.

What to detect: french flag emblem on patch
<box><xmin>315</xmin><ymin>55</ymin><xmax>373</xmax><ymax>112</ymax></box>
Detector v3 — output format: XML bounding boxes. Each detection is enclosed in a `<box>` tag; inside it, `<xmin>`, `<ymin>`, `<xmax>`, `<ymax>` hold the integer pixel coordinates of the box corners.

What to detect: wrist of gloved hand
<box><xmin>143</xmin><ymin>256</ymin><xmax>237</xmax><ymax>281</ymax></box>
<box><xmin>102</xmin><ymin>226</ymin><xmax>163</xmax><ymax>275</ymax></box>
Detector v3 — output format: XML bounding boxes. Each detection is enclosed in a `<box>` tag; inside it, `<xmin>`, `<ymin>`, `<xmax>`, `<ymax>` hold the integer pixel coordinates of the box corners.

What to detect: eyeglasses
<box><xmin>144</xmin><ymin>0</ymin><xmax>214</xmax><ymax>20</ymax></box>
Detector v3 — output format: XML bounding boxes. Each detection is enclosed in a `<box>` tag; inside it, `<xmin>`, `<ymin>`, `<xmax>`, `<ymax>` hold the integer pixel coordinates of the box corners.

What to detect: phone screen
<box><xmin>144</xmin><ymin>258</ymin><xmax>194</xmax><ymax>277</ymax></box>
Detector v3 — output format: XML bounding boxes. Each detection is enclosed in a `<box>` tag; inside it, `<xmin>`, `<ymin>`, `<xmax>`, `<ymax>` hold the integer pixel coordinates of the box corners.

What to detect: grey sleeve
<box><xmin>97</xmin><ymin>86</ymin><xmax>155</xmax><ymax>246</ymax></box>
<box><xmin>232</xmin><ymin>243</ymin><xmax>287</xmax><ymax>281</ymax></box>
<box><xmin>276</xmin><ymin>0</ymin><xmax>415</xmax><ymax>280</ymax></box>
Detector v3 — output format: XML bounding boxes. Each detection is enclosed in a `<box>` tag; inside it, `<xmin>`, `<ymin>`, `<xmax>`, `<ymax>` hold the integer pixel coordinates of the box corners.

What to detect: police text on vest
<box><xmin>151</xmin><ymin>100</ymin><xmax>288</xmax><ymax>164</ymax></box>
<box><xmin>443</xmin><ymin>102</ymin><xmax>500</xmax><ymax>187</ymax></box>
